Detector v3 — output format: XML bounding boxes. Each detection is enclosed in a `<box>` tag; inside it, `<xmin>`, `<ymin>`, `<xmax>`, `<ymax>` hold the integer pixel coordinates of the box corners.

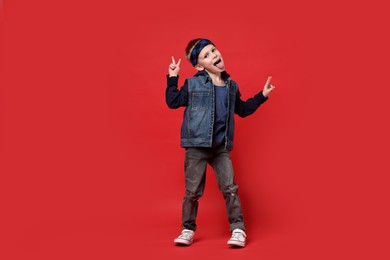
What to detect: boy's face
<box><xmin>195</xmin><ymin>44</ymin><xmax>225</xmax><ymax>74</ymax></box>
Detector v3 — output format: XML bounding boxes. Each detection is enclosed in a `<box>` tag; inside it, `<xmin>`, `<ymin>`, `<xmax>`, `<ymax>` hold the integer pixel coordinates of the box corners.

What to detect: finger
<box><xmin>266</xmin><ymin>76</ymin><xmax>272</xmax><ymax>86</ymax></box>
<box><xmin>172</xmin><ymin>56</ymin><xmax>176</xmax><ymax>65</ymax></box>
<box><xmin>177</xmin><ymin>58</ymin><xmax>181</xmax><ymax>66</ymax></box>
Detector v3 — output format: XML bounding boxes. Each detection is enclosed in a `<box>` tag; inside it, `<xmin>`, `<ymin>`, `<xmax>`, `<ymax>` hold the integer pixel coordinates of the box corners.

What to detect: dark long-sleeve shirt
<box><xmin>166</xmin><ymin>72</ymin><xmax>268</xmax><ymax>118</ymax></box>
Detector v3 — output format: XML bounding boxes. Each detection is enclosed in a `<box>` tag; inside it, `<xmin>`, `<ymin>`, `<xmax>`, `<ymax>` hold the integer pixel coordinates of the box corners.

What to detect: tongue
<box><xmin>215</xmin><ymin>60</ymin><xmax>224</xmax><ymax>69</ymax></box>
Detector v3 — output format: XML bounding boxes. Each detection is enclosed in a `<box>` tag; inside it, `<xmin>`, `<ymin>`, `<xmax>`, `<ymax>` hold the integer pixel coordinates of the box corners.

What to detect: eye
<box><xmin>204</xmin><ymin>54</ymin><xmax>209</xmax><ymax>58</ymax></box>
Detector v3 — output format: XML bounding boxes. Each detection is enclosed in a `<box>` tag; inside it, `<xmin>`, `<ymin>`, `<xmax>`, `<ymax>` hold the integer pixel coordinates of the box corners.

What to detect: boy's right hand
<box><xmin>262</xmin><ymin>76</ymin><xmax>275</xmax><ymax>97</ymax></box>
<box><xmin>168</xmin><ymin>56</ymin><xmax>181</xmax><ymax>77</ymax></box>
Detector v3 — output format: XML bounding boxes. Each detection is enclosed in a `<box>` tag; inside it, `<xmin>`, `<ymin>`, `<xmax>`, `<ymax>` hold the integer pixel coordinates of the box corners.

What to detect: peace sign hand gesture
<box><xmin>168</xmin><ymin>56</ymin><xmax>181</xmax><ymax>77</ymax></box>
<box><xmin>262</xmin><ymin>76</ymin><xmax>276</xmax><ymax>97</ymax></box>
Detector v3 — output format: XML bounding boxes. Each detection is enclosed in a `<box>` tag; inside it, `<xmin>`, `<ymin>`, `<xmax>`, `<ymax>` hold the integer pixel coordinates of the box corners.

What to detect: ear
<box><xmin>195</xmin><ymin>64</ymin><xmax>204</xmax><ymax>71</ymax></box>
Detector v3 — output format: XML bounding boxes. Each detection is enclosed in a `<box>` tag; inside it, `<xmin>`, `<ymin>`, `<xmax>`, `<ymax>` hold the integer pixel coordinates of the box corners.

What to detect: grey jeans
<box><xmin>182</xmin><ymin>145</ymin><xmax>246</xmax><ymax>232</ymax></box>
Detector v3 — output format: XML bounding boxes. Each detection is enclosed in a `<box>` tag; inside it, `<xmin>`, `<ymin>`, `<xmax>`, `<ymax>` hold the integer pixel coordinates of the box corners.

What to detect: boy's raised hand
<box><xmin>262</xmin><ymin>76</ymin><xmax>275</xmax><ymax>97</ymax></box>
<box><xmin>168</xmin><ymin>56</ymin><xmax>181</xmax><ymax>77</ymax></box>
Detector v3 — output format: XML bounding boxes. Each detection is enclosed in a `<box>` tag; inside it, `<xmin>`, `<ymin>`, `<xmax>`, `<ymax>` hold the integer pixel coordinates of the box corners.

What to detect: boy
<box><xmin>166</xmin><ymin>38</ymin><xmax>275</xmax><ymax>248</ymax></box>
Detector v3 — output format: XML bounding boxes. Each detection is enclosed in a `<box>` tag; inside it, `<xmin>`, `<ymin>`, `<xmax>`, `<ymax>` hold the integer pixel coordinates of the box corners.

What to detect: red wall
<box><xmin>1</xmin><ymin>0</ymin><xmax>389</xmax><ymax>259</ymax></box>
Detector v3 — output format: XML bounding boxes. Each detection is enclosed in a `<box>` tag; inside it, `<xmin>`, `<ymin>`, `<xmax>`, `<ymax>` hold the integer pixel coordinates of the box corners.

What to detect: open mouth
<box><xmin>213</xmin><ymin>59</ymin><xmax>221</xmax><ymax>66</ymax></box>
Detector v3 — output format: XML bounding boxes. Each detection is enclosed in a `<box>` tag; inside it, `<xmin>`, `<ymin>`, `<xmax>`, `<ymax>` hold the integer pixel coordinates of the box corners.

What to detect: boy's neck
<box><xmin>205</xmin><ymin>70</ymin><xmax>225</xmax><ymax>86</ymax></box>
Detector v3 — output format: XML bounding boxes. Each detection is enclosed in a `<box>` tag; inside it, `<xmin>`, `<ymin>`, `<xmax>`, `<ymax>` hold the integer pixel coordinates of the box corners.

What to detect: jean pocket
<box><xmin>191</xmin><ymin>92</ymin><xmax>210</xmax><ymax>111</ymax></box>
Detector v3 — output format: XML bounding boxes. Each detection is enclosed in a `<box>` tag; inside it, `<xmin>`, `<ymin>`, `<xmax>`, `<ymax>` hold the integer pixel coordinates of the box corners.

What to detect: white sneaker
<box><xmin>174</xmin><ymin>229</ymin><xmax>194</xmax><ymax>246</ymax></box>
<box><xmin>227</xmin><ymin>228</ymin><xmax>246</xmax><ymax>248</ymax></box>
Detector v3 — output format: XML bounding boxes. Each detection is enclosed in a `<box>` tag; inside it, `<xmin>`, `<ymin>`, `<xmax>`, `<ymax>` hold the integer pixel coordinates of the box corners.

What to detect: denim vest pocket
<box><xmin>191</xmin><ymin>92</ymin><xmax>211</xmax><ymax>111</ymax></box>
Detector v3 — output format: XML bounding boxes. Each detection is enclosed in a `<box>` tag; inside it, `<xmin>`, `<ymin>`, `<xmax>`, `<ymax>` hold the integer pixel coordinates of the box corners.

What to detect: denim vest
<box><xmin>181</xmin><ymin>72</ymin><xmax>237</xmax><ymax>150</ymax></box>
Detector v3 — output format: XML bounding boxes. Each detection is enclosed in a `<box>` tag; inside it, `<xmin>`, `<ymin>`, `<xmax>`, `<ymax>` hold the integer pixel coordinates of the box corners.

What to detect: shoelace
<box><xmin>231</xmin><ymin>231</ymin><xmax>244</xmax><ymax>240</ymax></box>
<box><xmin>179</xmin><ymin>231</ymin><xmax>193</xmax><ymax>240</ymax></box>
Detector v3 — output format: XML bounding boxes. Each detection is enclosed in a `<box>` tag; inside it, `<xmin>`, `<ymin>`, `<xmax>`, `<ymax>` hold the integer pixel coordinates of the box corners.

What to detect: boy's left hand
<box><xmin>262</xmin><ymin>76</ymin><xmax>275</xmax><ymax>97</ymax></box>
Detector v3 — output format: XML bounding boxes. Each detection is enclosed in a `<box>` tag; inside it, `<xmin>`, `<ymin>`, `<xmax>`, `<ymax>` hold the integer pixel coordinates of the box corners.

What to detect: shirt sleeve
<box><xmin>234</xmin><ymin>88</ymin><xmax>268</xmax><ymax>117</ymax></box>
<box><xmin>165</xmin><ymin>75</ymin><xmax>189</xmax><ymax>109</ymax></box>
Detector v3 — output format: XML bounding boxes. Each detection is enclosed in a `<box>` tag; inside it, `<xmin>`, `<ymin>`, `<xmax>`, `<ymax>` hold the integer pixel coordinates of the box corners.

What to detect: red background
<box><xmin>1</xmin><ymin>0</ymin><xmax>389</xmax><ymax>259</ymax></box>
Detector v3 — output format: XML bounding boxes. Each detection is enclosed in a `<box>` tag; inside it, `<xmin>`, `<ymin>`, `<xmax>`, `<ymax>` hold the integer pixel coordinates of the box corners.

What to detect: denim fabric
<box><xmin>166</xmin><ymin>71</ymin><xmax>268</xmax><ymax>151</ymax></box>
<box><xmin>181</xmin><ymin>73</ymin><xmax>237</xmax><ymax>150</ymax></box>
<box><xmin>182</xmin><ymin>146</ymin><xmax>246</xmax><ymax>232</ymax></box>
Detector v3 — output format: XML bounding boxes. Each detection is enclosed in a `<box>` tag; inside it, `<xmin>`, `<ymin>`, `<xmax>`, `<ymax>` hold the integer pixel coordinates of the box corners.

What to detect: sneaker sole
<box><xmin>227</xmin><ymin>241</ymin><xmax>245</xmax><ymax>248</ymax></box>
<box><xmin>174</xmin><ymin>238</ymin><xmax>193</xmax><ymax>246</ymax></box>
